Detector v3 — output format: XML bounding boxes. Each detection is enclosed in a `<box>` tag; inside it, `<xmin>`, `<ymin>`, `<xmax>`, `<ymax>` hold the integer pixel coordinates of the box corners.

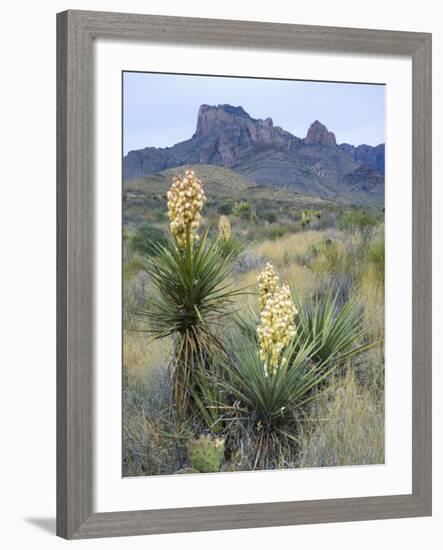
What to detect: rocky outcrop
<box><xmin>339</xmin><ymin>143</ymin><xmax>385</xmax><ymax>174</ymax></box>
<box><xmin>195</xmin><ymin>104</ymin><xmax>252</xmax><ymax>137</ymax></box>
<box><xmin>304</xmin><ymin>120</ymin><xmax>337</xmax><ymax>146</ymax></box>
<box><xmin>123</xmin><ymin>104</ymin><xmax>384</xmax><ymax>200</ymax></box>
<box><xmin>194</xmin><ymin>104</ymin><xmax>301</xmax><ymax>167</ymax></box>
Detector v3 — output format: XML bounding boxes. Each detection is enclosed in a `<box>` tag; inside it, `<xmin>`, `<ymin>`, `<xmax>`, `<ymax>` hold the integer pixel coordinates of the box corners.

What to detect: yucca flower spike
<box><xmin>257</xmin><ymin>282</ymin><xmax>297</xmax><ymax>375</ymax></box>
<box><xmin>167</xmin><ymin>168</ymin><xmax>206</xmax><ymax>247</ymax></box>
<box><xmin>257</xmin><ymin>262</ymin><xmax>280</xmax><ymax>310</ymax></box>
<box><xmin>218</xmin><ymin>215</ymin><xmax>231</xmax><ymax>240</ymax></box>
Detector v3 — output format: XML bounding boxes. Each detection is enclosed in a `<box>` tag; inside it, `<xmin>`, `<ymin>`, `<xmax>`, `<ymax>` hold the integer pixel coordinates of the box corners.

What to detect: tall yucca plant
<box><xmin>135</xmin><ymin>231</ymin><xmax>245</xmax><ymax>416</ymax></box>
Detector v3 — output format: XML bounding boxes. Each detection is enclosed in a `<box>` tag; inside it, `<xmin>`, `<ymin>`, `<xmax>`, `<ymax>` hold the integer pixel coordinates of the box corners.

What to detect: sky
<box><xmin>123</xmin><ymin>72</ymin><xmax>385</xmax><ymax>155</ymax></box>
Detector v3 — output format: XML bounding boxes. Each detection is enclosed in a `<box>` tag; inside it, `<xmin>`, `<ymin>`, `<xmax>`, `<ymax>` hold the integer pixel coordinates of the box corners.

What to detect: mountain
<box><xmin>123</xmin><ymin>104</ymin><xmax>384</xmax><ymax>201</ymax></box>
<box><xmin>338</xmin><ymin>142</ymin><xmax>385</xmax><ymax>175</ymax></box>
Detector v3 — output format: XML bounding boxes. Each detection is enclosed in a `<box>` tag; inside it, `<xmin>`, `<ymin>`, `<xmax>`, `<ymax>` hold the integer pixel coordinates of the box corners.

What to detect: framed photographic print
<box><xmin>57</xmin><ymin>10</ymin><xmax>432</xmax><ymax>539</ymax></box>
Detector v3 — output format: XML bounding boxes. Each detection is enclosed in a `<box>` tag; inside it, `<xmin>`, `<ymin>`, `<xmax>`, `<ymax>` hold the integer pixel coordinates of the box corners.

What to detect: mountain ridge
<box><xmin>124</xmin><ymin>104</ymin><xmax>384</xmax><ymax>200</ymax></box>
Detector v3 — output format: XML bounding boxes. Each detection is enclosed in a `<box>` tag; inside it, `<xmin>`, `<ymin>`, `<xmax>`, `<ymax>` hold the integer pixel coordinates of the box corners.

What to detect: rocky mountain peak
<box><xmin>195</xmin><ymin>104</ymin><xmax>253</xmax><ymax>137</ymax></box>
<box><xmin>304</xmin><ymin>120</ymin><xmax>336</xmax><ymax>146</ymax></box>
<box><xmin>217</xmin><ymin>104</ymin><xmax>250</xmax><ymax>117</ymax></box>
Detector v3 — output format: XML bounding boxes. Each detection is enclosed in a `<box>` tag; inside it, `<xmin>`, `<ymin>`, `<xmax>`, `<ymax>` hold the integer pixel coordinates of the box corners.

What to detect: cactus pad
<box><xmin>186</xmin><ymin>432</ymin><xmax>225</xmax><ymax>473</ymax></box>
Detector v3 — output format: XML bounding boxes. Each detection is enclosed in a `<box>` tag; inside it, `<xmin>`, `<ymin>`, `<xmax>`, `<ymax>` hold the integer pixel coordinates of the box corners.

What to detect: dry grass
<box><xmin>231</xmin><ymin>230</ymin><xmax>331</xmax><ymax>309</ymax></box>
<box><xmin>298</xmin><ymin>369</ymin><xmax>384</xmax><ymax>467</ymax></box>
<box><xmin>123</xmin><ymin>331</ymin><xmax>172</xmax><ymax>377</ymax></box>
<box><xmin>253</xmin><ymin>230</ymin><xmax>330</xmax><ymax>266</ymax></box>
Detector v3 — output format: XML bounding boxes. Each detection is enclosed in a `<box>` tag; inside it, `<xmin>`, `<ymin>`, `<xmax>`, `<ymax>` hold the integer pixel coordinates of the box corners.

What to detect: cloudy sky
<box><xmin>123</xmin><ymin>71</ymin><xmax>385</xmax><ymax>155</ymax></box>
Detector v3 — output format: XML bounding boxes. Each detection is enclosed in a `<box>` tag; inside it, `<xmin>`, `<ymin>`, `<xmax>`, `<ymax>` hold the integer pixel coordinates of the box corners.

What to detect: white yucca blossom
<box><xmin>256</xmin><ymin>267</ymin><xmax>297</xmax><ymax>375</ymax></box>
<box><xmin>257</xmin><ymin>262</ymin><xmax>280</xmax><ymax>310</ymax></box>
<box><xmin>167</xmin><ymin>168</ymin><xmax>206</xmax><ymax>247</ymax></box>
<box><xmin>218</xmin><ymin>215</ymin><xmax>231</xmax><ymax>240</ymax></box>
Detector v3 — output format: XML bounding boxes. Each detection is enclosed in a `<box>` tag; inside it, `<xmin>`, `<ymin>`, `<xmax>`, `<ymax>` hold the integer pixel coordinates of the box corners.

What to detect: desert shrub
<box><xmin>267</xmin><ymin>225</ymin><xmax>288</xmax><ymax>240</ymax></box>
<box><xmin>339</xmin><ymin>210</ymin><xmax>379</xmax><ymax>232</ymax></box>
<box><xmin>234</xmin><ymin>201</ymin><xmax>252</xmax><ymax>220</ymax></box>
<box><xmin>218</xmin><ymin>202</ymin><xmax>233</xmax><ymax>215</ymax></box>
<box><xmin>253</xmin><ymin>231</ymin><xmax>327</xmax><ymax>266</ymax></box>
<box><xmin>263</xmin><ymin>210</ymin><xmax>278</xmax><ymax>224</ymax></box>
<box><xmin>309</xmin><ymin>239</ymin><xmax>350</xmax><ymax>277</ymax></box>
<box><xmin>295</xmin><ymin>237</ymin><xmax>336</xmax><ymax>266</ymax></box>
<box><xmin>123</xmin><ymin>234</ymin><xmax>142</xmax><ymax>284</ymax></box>
<box><xmin>131</xmin><ymin>223</ymin><xmax>168</xmax><ymax>257</ymax></box>
<box><xmin>316</xmin><ymin>211</ymin><xmax>338</xmax><ymax>230</ymax></box>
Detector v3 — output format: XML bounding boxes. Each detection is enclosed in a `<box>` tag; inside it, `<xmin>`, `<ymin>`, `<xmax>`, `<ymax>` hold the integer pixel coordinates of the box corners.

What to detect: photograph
<box><xmin>0</xmin><ymin>1</ymin><xmax>436</xmax><ymax>545</ymax></box>
<box><xmin>122</xmin><ymin>71</ymin><xmax>386</xmax><ymax>477</ymax></box>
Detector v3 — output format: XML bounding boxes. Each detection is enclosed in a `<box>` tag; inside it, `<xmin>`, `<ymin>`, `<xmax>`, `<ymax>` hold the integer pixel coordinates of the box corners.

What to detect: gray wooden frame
<box><xmin>57</xmin><ymin>9</ymin><xmax>432</xmax><ymax>539</ymax></box>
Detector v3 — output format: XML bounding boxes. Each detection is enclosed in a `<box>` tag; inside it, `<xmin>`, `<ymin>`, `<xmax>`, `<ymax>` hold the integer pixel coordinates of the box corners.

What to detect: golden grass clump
<box><xmin>123</xmin><ymin>331</ymin><xmax>172</xmax><ymax>378</ymax></box>
<box><xmin>298</xmin><ymin>370</ymin><xmax>384</xmax><ymax>467</ymax></box>
<box><xmin>253</xmin><ymin>230</ymin><xmax>329</xmax><ymax>269</ymax></box>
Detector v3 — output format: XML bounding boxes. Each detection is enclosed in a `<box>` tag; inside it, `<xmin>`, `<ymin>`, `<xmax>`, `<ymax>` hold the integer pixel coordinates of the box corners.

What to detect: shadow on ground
<box><xmin>24</xmin><ymin>517</ymin><xmax>56</xmax><ymax>535</ymax></box>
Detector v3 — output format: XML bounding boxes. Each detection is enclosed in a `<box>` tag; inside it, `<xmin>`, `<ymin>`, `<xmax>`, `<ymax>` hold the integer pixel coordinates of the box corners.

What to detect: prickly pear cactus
<box><xmin>186</xmin><ymin>432</ymin><xmax>225</xmax><ymax>473</ymax></box>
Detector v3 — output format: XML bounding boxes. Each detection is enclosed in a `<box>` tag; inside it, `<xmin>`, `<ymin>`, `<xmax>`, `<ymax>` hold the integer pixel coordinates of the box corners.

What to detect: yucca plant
<box><xmin>215</xmin><ymin>233</ymin><xmax>245</xmax><ymax>259</ymax></box>
<box><xmin>190</xmin><ymin>259</ymin><xmax>342</xmax><ymax>468</ymax></box>
<box><xmin>193</xmin><ymin>265</ymin><xmax>381</xmax><ymax>468</ymax></box>
<box><xmin>233</xmin><ymin>281</ymin><xmax>378</xmax><ymax>368</ymax></box>
<box><xmin>135</xmin><ymin>231</ymin><xmax>246</xmax><ymax>416</ymax></box>
<box><xmin>132</xmin><ymin>168</ymin><xmax>249</xmax><ymax>417</ymax></box>
<box><xmin>293</xmin><ymin>289</ymin><xmax>380</xmax><ymax>365</ymax></box>
<box><xmin>214</xmin><ymin>215</ymin><xmax>245</xmax><ymax>259</ymax></box>
<box><xmin>211</xmin><ymin>331</ymin><xmax>338</xmax><ymax>469</ymax></box>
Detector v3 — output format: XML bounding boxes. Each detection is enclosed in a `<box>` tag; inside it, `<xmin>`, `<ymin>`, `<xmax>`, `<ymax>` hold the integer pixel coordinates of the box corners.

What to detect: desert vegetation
<box><xmin>123</xmin><ymin>166</ymin><xmax>384</xmax><ymax>476</ymax></box>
